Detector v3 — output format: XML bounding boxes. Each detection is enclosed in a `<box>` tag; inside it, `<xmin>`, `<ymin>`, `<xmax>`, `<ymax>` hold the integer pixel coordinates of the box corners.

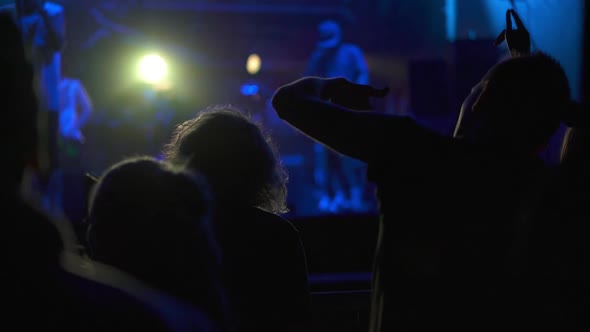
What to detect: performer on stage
<box><xmin>305</xmin><ymin>20</ymin><xmax>371</xmax><ymax>213</ymax></box>
<box><xmin>58</xmin><ymin>76</ymin><xmax>93</xmax><ymax>164</ymax></box>
<box><xmin>0</xmin><ymin>1</ymin><xmax>65</xmax><ymax>113</ymax></box>
<box><xmin>20</xmin><ymin>0</ymin><xmax>64</xmax><ymax>112</ymax></box>
<box><xmin>48</xmin><ymin>75</ymin><xmax>94</xmax><ymax>222</ymax></box>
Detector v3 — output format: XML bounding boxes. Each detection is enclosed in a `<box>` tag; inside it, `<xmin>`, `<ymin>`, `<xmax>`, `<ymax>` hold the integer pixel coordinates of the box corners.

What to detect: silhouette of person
<box><xmin>1</xmin><ymin>1</ymin><xmax>66</xmax><ymax>213</ymax></box>
<box><xmin>519</xmin><ymin>11</ymin><xmax>590</xmax><ymax>325</ymax></box>
<box><xmin>87</xmin><ymin>156</ymin><xmax>230</xmax><ymax>330</ymax></box>
<box><xmin>164</xmin><ymin>106</ymin><xmax>310</xmax><ymax>332</ymax></box>
<box><xmin>272</xmin><ymin>9</ymin><xmax>575</xmax><ymax>331</ymax></box>
<box><xmin>0</xmin><ymin>0</ymin><xmax>65</xmax><ymax>114</ymax></box>
<box><xmin>305</xmin><ymin>20</ymin><xmax>371</xmax><ymax>213</ymax></box>
<box><xmin>523</xmin><ymin>125</ymin><xmax>590</xmax><ymax>329</ymax></box>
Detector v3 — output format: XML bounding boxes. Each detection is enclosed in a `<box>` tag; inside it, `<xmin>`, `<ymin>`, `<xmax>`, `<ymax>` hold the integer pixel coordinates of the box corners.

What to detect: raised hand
<box><xmin>494</xmin><ymin>9</ymin><xmax>531</xmax><ymax>56</ymax></box>
<box><xmin>322</xmin><ymin>77</ymin><xmax>389</xmax><ymax>110</ymax></box>
<box><xmin>273</xmin><ymin>76</ymin><xmax>389</xmax><ymax>112</ymax></box>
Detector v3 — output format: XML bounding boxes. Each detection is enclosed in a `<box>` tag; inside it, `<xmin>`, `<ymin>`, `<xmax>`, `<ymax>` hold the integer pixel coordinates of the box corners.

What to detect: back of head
<box><xmin>164</xmin><ymin>106</ymin><xmax>288</xmax><ymax>214</ymax></box>
<box><xmin>317</xmin><ymin>20</ymin><xmax>342</xmax><ymax>49</ymax></box>
<box><xmin>87</xmin><ymin>157</ymin><xmax>221</xmax><ymax>304</ymax></box>
<box><xmin>464</xmin><ymin>52</ymin><xmax>571</xmax><ymax>152</ymax></box>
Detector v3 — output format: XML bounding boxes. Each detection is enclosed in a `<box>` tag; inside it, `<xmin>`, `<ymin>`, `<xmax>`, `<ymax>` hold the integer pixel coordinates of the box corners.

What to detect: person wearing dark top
<box><xmin>523</xmin><ymin>12</ymin><xmax>590</xmax><ymax>325</ymax></box>
<box><xmin>0</xmin><ymin>11</ymin><xmax>216</xmax><ymax>332</ymax></box>
<box><xmin>7</xmin><ymin>197</ymin><xmax>219</xmax><ymax>332</ymax></box>
<box><xmin>164</xmin><ymin>106</ymin><xmax>310</xmax><ymax>332</ymax></box>
<box><xmin>523</xmin><ymin>127</ymin><xmax>590</xmax><ymax>329</ymax></box>
<box><xmin>272</xmin><ymin>10</ymin><xmax>574</xmax><ymax>331</ymax></box>
<box><xmin>9</xmin><ymin>200</ymin><xmax>218</xmax><ymax>332</ymax></box>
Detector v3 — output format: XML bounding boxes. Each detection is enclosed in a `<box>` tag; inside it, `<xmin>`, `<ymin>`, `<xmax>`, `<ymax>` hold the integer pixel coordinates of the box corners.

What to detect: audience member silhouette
<box><xmin>86</xmin><ymin>156</ymin><xmax>230</xmax><ymax>330</ymax></box>
<box><xmin>504</xmin><ymin>15</ymin><xmax>590</xmax><ymax>326</ymax></box>
<box><xmin>523</xmin><ymin>125</ymin><xmax>590</xmax><ymax>329</ymax></box>
<box><xmin>272</xmin><ymin>9</ymin><xmax>575</xmax><ymax>331</ymax></box>
<box><xmin>164</xmin><ymin>106</ymin><xmax>310</xmax><ymax>332</ymax></box>
<box><xmin>0</xmin><ymin>11</ymin><xmax>216</xmax><ymax>332</ymax></box>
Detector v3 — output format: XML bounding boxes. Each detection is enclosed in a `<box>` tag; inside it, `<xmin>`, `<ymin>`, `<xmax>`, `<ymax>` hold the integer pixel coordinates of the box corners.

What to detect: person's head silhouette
<box><xmin>87</xmin><ymin>156</ymin><xmax>230</xmax><ymax>325</ymax></box>
<box><xmin>164</xmin><ymin>106</ymin><xmax>288</xmax><ymax>214</ymax></box>
<box><xmin>317</xmin><ymin>20</ymin><xmax>342</xmax><ymax>49</ymax></box>
<box><xmin>87</xmin><ymin>157</ymin><xmax>216</xmax><ymax>269</ymax></box>
<box><xmin>454</xmin><ymin>52</ymin><xmax>571</xmax><ymax>155</ymax></box>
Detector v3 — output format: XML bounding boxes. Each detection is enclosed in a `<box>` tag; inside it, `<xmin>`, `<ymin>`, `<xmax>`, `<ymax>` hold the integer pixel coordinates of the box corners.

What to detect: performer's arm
<box><xmin>39</xmin><ymin>2</ymin><xmax>65</xmax><ymax>52</ymax></box>
<box><xmin>272</xmin><ymin>77</ymin><xmax>433</xmax><ymax>162</ymax></box>
<box><xmin>75</xmin><ymin>81</ymin><xmax>93</xmax><ymax>128</ymax></box>
<box><xmin>351</xmin><ymin>46</ymin><xmax>369</xmax><ymax>85</ymax></box>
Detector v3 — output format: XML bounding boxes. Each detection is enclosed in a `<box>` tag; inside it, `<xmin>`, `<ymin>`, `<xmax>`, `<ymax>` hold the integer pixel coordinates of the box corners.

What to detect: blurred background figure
<box><xmin>0</xmin><ymin>0</ymin><xmax>66</xmax><ymax>213</ymax></box>
<box><xmin>305</xmin><ymin>19</ymin><xmax>371</xmax><ymax>213</ymax></box>
<box><xmin>50</xmin><ymin>75</ymin><xmax>93</xmax><ymax>213</ymax></box>
<box><xmin>14</xmin><ymin>0</ymin><xmax>65</xmax><ymax>114</ymax></box>
<box><xmin>59</xmin><ymin>76</ymin><xmax>93</xmax><ymax>146</ymax></box>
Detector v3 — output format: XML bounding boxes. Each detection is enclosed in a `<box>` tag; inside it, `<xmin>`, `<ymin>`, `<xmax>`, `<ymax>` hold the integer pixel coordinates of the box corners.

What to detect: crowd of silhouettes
<box><xmin>3</xmin><ymin>6</ymin><xmax>589</xmax><ymax>332</ymax></box>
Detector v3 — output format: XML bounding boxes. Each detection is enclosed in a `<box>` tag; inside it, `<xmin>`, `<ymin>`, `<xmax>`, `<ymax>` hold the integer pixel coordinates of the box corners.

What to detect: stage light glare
<box><xmin>246</xmin><ymin>53</ymin><xmax>262</xmax><ymax>75</ymax></box>
<box><xmin>138</xmin><ymin>54</ymin><xmax>168</xmax><ymax>84</ymax></box>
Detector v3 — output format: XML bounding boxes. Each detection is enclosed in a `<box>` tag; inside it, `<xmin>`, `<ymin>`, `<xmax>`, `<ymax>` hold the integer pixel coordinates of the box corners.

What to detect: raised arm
<box><xmin>40</xmin><ymin>2</ymin><xmax>66</xmax><ymax>52</ymax></box>
<box><xmin>75</xmin><ymin>80</ymin><xmax>93</xmax><ymax>127</ymax></box>
<box><xmin>351</xmin><ymin>46</ymin><xmax>369</xmax><ymax>85</ymax></box>
<box><xmin>272</xmin><ymin>77</ymin><xmax>429</xmax><ymax>162</ymax></box>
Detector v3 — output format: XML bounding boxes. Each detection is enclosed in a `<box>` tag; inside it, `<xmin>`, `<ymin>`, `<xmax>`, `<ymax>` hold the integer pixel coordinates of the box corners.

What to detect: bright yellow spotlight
<box><xmin>138</xmin><ymin>54</ymin><xmax>167</xmax><ymax>84</ymax></box>
<box><xmin>246</xmin><ymin>53</ymin><xmax>261</xmax><ymax>75</ymax></box>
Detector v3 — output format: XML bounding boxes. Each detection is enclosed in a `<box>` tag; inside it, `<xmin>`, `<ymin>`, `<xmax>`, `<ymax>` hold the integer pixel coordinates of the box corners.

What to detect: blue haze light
<box><xmin>240</xmin><ymin>83</ymin><xmax>259</xmax><ymax>96</ymax></box>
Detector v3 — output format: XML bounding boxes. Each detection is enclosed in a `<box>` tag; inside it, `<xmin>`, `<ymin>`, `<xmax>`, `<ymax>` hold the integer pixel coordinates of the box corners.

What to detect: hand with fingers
<box><xmin>273</xmin><ymin>76</ymin><xmax>389</xmax><ymax>111</ymax></box>
<box><xmin>494</xmin><ymin>9</ymin><xmax>531</xmax><ymax>56</ymax></box>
